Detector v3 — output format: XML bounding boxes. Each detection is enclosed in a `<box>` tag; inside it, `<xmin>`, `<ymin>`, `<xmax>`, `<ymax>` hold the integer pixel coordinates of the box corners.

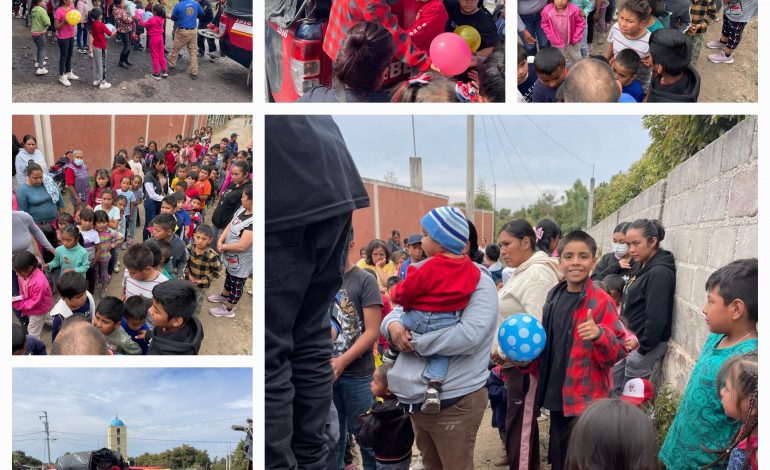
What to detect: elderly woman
<box><xmin>494</xmin><ymin>219</ymin><xmax>562</xmax><ymax>468</ymax></box>
<box><xmin>381</xmin><ymin>224</ymin><xmax>498</xmax><ymax>469</ymax></box>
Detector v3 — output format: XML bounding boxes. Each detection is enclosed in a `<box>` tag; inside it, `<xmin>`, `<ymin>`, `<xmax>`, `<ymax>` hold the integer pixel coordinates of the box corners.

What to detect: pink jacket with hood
<box><xmin>540</xmin><ymin>2</ymin><xmax>586</xmax><ymax>48</ymax></box>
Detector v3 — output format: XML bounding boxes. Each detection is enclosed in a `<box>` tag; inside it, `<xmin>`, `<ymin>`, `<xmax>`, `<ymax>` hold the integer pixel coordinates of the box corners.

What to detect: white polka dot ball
<box><xmin>498</xmin><ymin>313</ymin><xmax>547</xmax><ymax>362</ymax></box>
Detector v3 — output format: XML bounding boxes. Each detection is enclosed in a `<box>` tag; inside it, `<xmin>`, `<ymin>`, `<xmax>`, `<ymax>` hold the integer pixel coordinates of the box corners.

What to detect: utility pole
<box><xmin>466</xmin><ymin>116</ymin><xmax>475</xmax><ymax>223</ymax></box>
<box><xmin>39</xmin><ymin>411</ymin><xmax>51</xmax><ymax>468</ymax></box>
<box><xmin>226</xmin><ymin>441</ymin><xmax>231</xmax><ymax>470</ymax></box>
<box><xmin>586</xmin><ymin>164</ymin><xmax>595</xmax><ymax>228</ymax></box>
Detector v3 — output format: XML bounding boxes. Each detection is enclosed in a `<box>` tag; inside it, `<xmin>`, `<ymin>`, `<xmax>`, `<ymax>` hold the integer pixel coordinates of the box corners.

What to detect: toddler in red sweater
<box><xmin>384</xmin><ymin>206</ymin><xmax>480</xmax><ymax>413</ymax></box>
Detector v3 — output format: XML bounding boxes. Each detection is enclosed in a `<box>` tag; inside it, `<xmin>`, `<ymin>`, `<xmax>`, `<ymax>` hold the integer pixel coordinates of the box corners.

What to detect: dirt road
<box><xmin>12</xmin><ymin>17</ymin><xmax>252</xmax><ymax>103</ymax></box>
<box><xmin>589</xmin><ymin>17</ymin><xmax>758</xmax><ymax>103</ymax></box>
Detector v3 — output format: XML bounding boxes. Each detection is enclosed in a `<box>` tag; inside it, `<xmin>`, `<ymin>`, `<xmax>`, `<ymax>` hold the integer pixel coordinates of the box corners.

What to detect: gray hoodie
<box><xmin>517</xmin><ymin>0</ymin><xmax>549</xmax><ymax>32</ymax></box>
<box><xmin>724</xmin><ymin>0</ymin><xmax>757</xmax><ymax>23</ymax></box>
<box><xmin>381</xmin><ymin>263</ymin><xmax>499</xmax><ymax>404</ymax></box>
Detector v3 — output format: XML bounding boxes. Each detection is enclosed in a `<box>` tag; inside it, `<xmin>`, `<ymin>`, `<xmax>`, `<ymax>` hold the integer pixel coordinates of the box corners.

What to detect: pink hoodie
<box><xmin>13</xmin><ymin>267</ymin><xmax>53</xmax><ymax>317</ymax></box>
<box><xmin>540</xmin><ymin>2</ymin><xmax>586</xmax><ymax>48</ymax></box>
<box><xmin>137</xmin><ymin>14</ymin><xmax>165</xmax><ymax>37</ymax></box>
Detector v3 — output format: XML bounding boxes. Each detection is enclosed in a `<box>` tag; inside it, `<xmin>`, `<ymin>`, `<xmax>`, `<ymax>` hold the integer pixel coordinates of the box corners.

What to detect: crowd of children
<box><xmin>518</xmin><ymin>0</ymin><xmax>757</xmax><ymax>102</ymax></box>
<box><xmin>323</xmin><ymin>211</ymin><xmax>757</xmax><ymax>470</ymax></box>
<box><xmin>20</xmin><ymin>0</ymin><xmax>223</xmax><ymax>88</ymax></box>
<box><xmin>12</xmin><ymin>126</ymin><xmax>253</xmax><ymax>356</ymax></box>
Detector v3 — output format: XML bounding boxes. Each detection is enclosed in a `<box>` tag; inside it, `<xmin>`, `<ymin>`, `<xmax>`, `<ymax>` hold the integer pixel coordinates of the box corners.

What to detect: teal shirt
<box><xmin>16</xmin><ymin>183</ymin><xmax>64</xmax><ymax>224</ymax></box>
<box><xmin>647</xmin><ymin>18</ymin><xmax>664</xmax><ymax>33</ymax></box>
<box><xmin>659</xmin><ymin>333</ymin><xmax>758</xmax><ymax>469</ymax></box>
<box><xmin>48</xmin><ymin>245</ymin><xmax>90</xmax><ymax>274</ymax></box>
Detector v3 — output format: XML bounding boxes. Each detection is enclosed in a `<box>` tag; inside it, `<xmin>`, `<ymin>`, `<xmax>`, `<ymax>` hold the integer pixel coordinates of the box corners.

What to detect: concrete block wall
<box><xmin>587</xmin><ymin>117</ymin><xmax>757</xmax><ymax>395</ymax></box>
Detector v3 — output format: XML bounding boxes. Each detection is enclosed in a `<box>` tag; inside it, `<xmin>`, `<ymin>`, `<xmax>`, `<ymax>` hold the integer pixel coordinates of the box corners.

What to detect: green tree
<box><xmin>592</xmin><ymin>115</ymin><xmax>746</xmax><ymax>223</ymax></box>
<box><xmin>13</xmin><ymin>450</ymin><xmax>43</xmax><ymax>468</ymax></box>
<box><xmin>134</xmin><ymin>444</ymin><xmax>212</xmax><ymax>469</ymax></box>
<box><xmin>475</xmin><ymin>179</ymin><xmax>494</xmax><ymax>211</ymax></box>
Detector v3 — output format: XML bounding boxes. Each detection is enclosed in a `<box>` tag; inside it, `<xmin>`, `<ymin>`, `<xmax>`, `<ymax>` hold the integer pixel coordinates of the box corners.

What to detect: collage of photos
<box><xmin>4</xmin><ymin>0</ymin><xmax>765</xmax><ymax>469</ymax></box>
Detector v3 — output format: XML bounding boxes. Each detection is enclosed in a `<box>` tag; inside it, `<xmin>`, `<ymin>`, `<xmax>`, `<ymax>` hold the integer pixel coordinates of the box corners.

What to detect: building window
<box><xmin>117</xmin><ymin>429</ymin><xmax>120</xmax><ymax>435</ymax></box>
<box><xmin>117</xmin><ymin>437</ymin><xmax>120</xmax><ymax>444</ymax></box>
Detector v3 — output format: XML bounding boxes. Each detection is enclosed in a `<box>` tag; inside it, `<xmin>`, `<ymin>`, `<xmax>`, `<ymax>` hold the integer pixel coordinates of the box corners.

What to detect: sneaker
<box><xmin>113</xmin><ymin>261</ymin><xmax>120</xmax><ymax>272</ymax></box>
<box><xmin>66</xmin><ymin>71</ymin><xmax>79</xmax><ymax>80</ymax></box>
<box><xmin>151</xmin><ymin>73</ymin><xmax>161</xmax><ymax>80</ymax></box>
<box><xmin>706</xmin><ymin>40</ymin><xmax>727</xmax><ymax>50</ymax></box>
<box><xmin>494</xmin><ymin>455</ymin><xmax>509</xmax><ymax>467</ymax></box>
<box><xmin>190</xmin><ymin>74</ymin><xmax>197</xmax><ymax>80</ymax></box>
<box><xmin>120</xmin><ymin>242</ymin><xmax>127</xmax><ymax>250</ymax></box>
<box><xmin>209</xmin><ymin>306</ymin><xmax>235</xmax><ymax>318</ymax></box>
<box><xmin>162</xmin><ymin>71</ymin><xmax>168</xmax><ymax>78</ymax></box>
<box><xmin>34</xmin><ymin>61</ymin><xmax>39</xmax><ymax>68</ymax></box>
<box><xmin>207</xmin><ymin>294</ymin><xmax>228</xmax><ymax>303</ymax></box>
<box><xmin>36</xmin><ymin>68</ymin><xmax>47</xmax><ymax>75</ymax></box>
<box><xmin>612</xmin><ymin>9</ymin><xmax>619</xmax><ymax>20</ymax></box>
<box><xmin>59</xmin><ymin>75</ymin><xmax>71</xmax><ymax>86</ymax></box>
<box><xmin>99</xmin><ymin>81</ymin><xmax>112</xmax><ymax>89</ymax></box>
<box><xmin>708</xmin><ymin>51</ymin><xmax>734</xmax><ymax>64</ymax></box>
<box><xmin>93</xmin><ymin>80</ymin><xmax>100</xmax><ymax>86</ymax></box>
<box><xmin>421</xmin><ymin>388</ymin><xmax>441</xmax><ymax>414</ymax></box>
<box><xmin>381</xmin><ymin>348</ymin><xmax>399</xmax><ymax>364</ymax></box>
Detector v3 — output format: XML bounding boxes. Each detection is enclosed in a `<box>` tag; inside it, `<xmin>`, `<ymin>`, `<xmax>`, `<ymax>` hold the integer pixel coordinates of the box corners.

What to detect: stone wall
<box><xmin>587</xmin><ymin>117</ymin><xmax>758</xmax><ymax>395</ymax></box>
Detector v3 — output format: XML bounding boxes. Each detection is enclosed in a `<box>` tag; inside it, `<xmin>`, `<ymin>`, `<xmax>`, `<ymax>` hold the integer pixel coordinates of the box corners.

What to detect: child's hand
<box><xmin>577</xmin><ymin>309</ymin><xmax>601</xmax><ymax>341</ymax></box>
<box><xmin>624</xmin><ymin>337</ymin><xmax>639</xmax><ymax>351</ymax></box>
<box><xmin>63</xmin><ymin>269</ymin><xmax>74</xmax><ymax>273</ymax></box>
<box><xmin>43</xmin><ymin>263</ymin><xmax>49</xmax><ymax>271</ymax></box>
<box><xmin>618</xmin><ymin>258</ymin><xmax>631</xmax><ymax>269</ymax></box>
<box><xmin>522</xmin><ymin>28</ymin><xmax>536</xmax><ymax>45</ymax></box>
<box><xmin>641</xmin><ymin>53</ymin><xmax>652</xmax><ymax>68</ymax></box>
<box><xmin>136</xmin><ymin>330</ymin><xmax>147</xmax><ymax>340</ymax></box>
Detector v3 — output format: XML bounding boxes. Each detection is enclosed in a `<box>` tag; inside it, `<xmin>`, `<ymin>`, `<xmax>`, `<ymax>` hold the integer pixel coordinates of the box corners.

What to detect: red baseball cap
<box><xmin>620</xmin><ymin>378</ymin><xmax>654</xmax><ymax>406</ymax></box>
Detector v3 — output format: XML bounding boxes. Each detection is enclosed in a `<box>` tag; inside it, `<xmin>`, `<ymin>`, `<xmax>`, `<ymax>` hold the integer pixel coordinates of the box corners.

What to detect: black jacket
<box><xmin>212</xmin><ymin>180</ymin><xmax>252</xmax><ymax>229</ymax></box>
<box><xmin>590</xmin><ymin>253</ymin><xmax>637</xmax><ymax>281</ymax></box>
<box><xmin>147</xmin><ymin>316</ymin><xmax>204</xmax><ymax>355</ymax></box>
<box><xmin>647</xmin><ymin>66</ymin><xmax>701</xmax><ymax>103</ymax></box>
<box><xmin>357</xmin><ymin>398</ymin><xmax>414</xmax><ymax>463</ymax></box>
<box><xmin>621</xmin><ymin>249</ymin><xmax>676</xmax><ymax>355</ymax></box>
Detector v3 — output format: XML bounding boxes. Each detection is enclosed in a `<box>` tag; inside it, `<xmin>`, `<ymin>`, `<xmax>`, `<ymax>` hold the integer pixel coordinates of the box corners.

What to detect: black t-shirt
<box><xmin>266</xmin><ymin>115</ymin><xmax>370</xmax><ymax>233</ymax></box>
<box><xmin>337</xmin><ymin>267</ymin><xmax>383</xmax><ymax>377</ymax></box>
<box><xmin>518</xmin><ymin>62</ymin><xmax>537</xmax><ymax>102</ymax></box>
<box><xmin>651</xmin><ymin>72</ymin><xmax>693</xmax><ymax>97</ymax></box>
<box><xmin>531</xmin><ymin>80</ymin><xmax>559</xmax><ymax>103</ymax></box>
<box><xmin>543</xmin><ymin>289</ymin><xmax>580</xmax><ymax>411</ymax></box>
<box><xmin>444</xmin><ymin>0</ymin><xmax>500</xmax><ymax>51</ymax></box>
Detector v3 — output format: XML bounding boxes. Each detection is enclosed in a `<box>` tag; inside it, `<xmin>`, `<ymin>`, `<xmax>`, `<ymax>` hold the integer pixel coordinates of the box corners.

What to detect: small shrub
<box><xmin>651</xmin><ymin>385</ymin><xmax>680</xmax><ymax>447</ymax></box>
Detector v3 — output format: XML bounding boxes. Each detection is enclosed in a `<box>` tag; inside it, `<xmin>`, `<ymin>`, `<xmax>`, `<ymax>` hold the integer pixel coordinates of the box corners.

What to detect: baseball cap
<box><xmin>406</xmin><ymin>233</ymin><xmax>422</xmax><ymax>245</ymax></box>
<box><xmin>620</xmin><ymin>378</ymin><xmax>653</xmax><ymax>406</ymax></box>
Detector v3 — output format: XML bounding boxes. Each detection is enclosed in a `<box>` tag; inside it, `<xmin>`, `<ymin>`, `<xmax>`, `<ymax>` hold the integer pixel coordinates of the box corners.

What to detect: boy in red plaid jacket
<box><xmin>531</xmin><ymin>230</ymin><xmax>626</xmax><ymax>470</ymax></box>
<box><xmin>323</xmin><ymin>0</ymin><xmax>432</xmax><ymax>72</ymax></box>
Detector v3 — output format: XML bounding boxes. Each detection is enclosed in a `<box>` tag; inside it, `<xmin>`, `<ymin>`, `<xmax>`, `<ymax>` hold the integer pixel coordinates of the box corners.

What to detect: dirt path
<box><xmin>12</xmin><ymin>16</ymin><xmax>251</xmax><ymax>103</ymax></box>
<box><xmin>589</xmin><ymin>16</ymin><xmax>758</xmax><ymax>102</ymax></box>
<box><xmin>14</xmin><ymin>117</ymin><xmax>253</xmax><ymax>355</ymax></box>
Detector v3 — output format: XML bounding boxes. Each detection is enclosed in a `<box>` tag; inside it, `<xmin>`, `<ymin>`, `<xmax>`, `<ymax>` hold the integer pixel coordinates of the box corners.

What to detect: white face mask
<box><xmin>612</xmin><ymin>242</ymin><xmax>629</xmax><ymax>257</ymax></box>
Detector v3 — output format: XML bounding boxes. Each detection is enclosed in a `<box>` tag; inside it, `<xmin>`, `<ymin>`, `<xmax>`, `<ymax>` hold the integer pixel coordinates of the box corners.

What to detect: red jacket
<box><xmin>392</xmin><ymin>0</ymin><xmax>448</xmax><ymax>53</ymax></box>
<box><xmin>111</xmin><ymin>167</ymin><xmax>134</xmax><ymax>191</ymax></box>
<box><xmin>392</xmin><ymin>253</ymin><xmax>480</xmax><ymax>312</ymax></box>
<box><xmin>323</xmin><ymin>0</ymin><xmax>431</xmax><ymax>71</ymax></box>
<box><xmin>534</xmin><ymin>278</ymin><xmax>626</xmax><ymax>417</ymax></box>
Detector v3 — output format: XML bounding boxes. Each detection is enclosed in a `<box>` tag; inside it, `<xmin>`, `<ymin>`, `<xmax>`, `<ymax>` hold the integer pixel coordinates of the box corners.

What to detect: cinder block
<box><xmin>734</xmin><ymin>224</ymin><xmax>758</xmax><ymax>259</ymax></box>
<box><xmin>690</xmin><ymin>268</ymin><xmax>712</xmax><ymax>310</ymax></box>
<box><xmin>727</xmin><ymin>165</ymin><xmax>758</xmax><ymax>218</ymax></box>
<box><xmin>674</xmin><ymin>264</ymin><xmax>695</xmax><ymax>301</ymax></box>
<box><xmin>720</xmin><ymin>118</ymin><xmax>757</xmax><ymax>173</ymax></box>
<box><xmin>686</xmin><ymin>228</ymin><xmax>711</xmax><ymax>265</ymax></box>
<box><xmin>699</xmin><ymin>181</ymin><xmax>728</xmax><ymax>222</ymax></box>
<box><xmin>707</xmin><ymin>226</ymin><xmax>737</xmax><ymax>270</ymax></box>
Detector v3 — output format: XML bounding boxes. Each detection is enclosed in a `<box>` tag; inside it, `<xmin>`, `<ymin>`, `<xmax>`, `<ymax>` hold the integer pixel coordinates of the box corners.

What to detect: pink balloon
<box><xmin>429</xmin><ymin>32</ymin><xmax>472</xmax><ymax>76</ymax></box>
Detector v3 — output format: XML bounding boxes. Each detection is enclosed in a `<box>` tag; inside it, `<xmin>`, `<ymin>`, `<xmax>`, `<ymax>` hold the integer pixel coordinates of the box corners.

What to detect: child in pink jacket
<box><xmin>12</xmin><ymin>251</ymin><xmax>53</xmax><ymax>340</ymax></box>
<box><xmin>541</xmin><ymin>0</ymin><xmax>586</xmax><ymax>65</ymax></box>
<box><xmin>137</xmin><ymin>4</ymin><xmax>167</xmax><ymax>79</ymax></box>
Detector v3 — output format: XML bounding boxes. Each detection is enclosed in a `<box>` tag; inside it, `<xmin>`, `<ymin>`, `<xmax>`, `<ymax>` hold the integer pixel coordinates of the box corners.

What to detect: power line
<box><xmin>495</xmin><ymin>116</ymin><xmax>544</xmax><ymax>195</ymax></box>
<box><xmin>488</xmin><ymin>117</ymin><xmax>533</xmax><ymax>207</ymax></box>
<box><xmin>480</xmin><ymin>116</ymin><xmax>496</xmax><ymax>188</ymax></box>
<box><xmin>14</xmin><ymin>431</ymin><xmax>45</xmax><ymax>437</ymax></box>
<box><xmin>524</xmin><ymin>116</ymin><xmax>593</xmax><ymax>169</ymax></box>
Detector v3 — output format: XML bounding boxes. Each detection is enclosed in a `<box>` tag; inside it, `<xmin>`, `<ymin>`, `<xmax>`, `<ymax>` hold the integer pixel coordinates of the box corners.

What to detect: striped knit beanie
<box><xmin>421</xmin><ymin>206</ymin><xmax>469</xmax><ymax>255</ymax></box>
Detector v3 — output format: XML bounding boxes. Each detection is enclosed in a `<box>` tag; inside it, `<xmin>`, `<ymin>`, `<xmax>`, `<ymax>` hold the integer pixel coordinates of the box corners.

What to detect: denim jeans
<box><xmin>143</xmin><ymin>199</ymin><xmax>161</xmax><ymax>240</ymax></box>
<box><xmin>376</xmin><ymin>461</ymin><xmax>410</xmax><ymax>470</ymax></box>
<box><xmin>265</xmin><ymin>213</ymin><xmax>352</xmax><ymax>470</ymax></box>
<box><xmin>400</xmin><ymin>310</ymin><xmax>461</xmax><ymax>382</ymax></box>
<box><xmin>519</xmin><ymin>12</ymin><xmax>550</xmax><ymax>56</ymax></box>
<box><xmin>33</xmin><ymin>34</ymin><xmax>46</xmax><ymax>67</ymax></box>
<box><xmin>333</xmin><ymin>374</ymin><xmax>376</xmax><ymax>470</ymax></box>
<box><xmin>77</xmin><ymin>23</ymin><xmax>89</xmax><ymax>49</ymax></box>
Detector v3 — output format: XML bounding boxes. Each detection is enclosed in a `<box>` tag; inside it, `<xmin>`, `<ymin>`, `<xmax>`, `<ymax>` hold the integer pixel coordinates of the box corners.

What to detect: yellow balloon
<box><xmin>65</xmin><ymin>9</ymin><xmax>81</xmax><ymax>25</ymax></box>
<box><xmin>454</xmin><ymin>25</ymin><xmax>481</xmax><ymax>53</ymax></box>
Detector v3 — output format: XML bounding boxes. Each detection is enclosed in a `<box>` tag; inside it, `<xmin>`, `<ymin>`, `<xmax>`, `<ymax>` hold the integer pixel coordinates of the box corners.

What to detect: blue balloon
<box><xmin>105</xmin><ymin>23</ymin><xmax>116</xmax><ymax>38</ymax></box>
<box><xmin>498</xmin><ymin>313</ymin><xmax>546</xmax><ymax>362</ymax></box>
<box><xmin>143</xmin><ymin>11</ymin><xmax>154</xmax><ymax>22</ymax></box>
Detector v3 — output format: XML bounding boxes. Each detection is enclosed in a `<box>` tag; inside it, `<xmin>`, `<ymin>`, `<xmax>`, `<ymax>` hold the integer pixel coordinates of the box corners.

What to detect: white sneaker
<box><xmin>59</xmin><ymin>75</ymin><xmax>71</xmax><ymax>86</ymax></box>
<box><xmin>36</xmin><ymin>68</ymin><xmax>48</xmax><ymax>75</ymax></box>
<box><xmin>66</xmin><ymin>71</ymin><xmax>79</xmax><ymax>80</ymax></box>
<box><xmin>34</xmin><ymin>61</ymin><xmax>39</xmax><ymax>68</ymax></box>
<box><xmin>93</xmin><ymin>80</ymin><xmax>100</xmax><ymax>86</ymax></box>
<box><xmin>99</xmin><ymin>81</ymin><xmax>112</xmax><ymax>89</ymax></box>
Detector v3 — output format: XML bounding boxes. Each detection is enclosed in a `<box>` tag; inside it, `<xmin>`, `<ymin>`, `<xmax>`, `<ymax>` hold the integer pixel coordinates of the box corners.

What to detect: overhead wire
<box><xmin>488</xmin><ymin>116</ymin><xmax>533</xmax><ymax>207</ymax></box>
<box><xmin>495</xmin><ymin>116</ymin><xmax>545</xmax><ymax>195</ymax></box>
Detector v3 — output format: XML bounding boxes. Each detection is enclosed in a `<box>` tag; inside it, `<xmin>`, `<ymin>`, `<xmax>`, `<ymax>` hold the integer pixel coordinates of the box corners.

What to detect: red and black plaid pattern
<box><xmin>322</xmin><ymin>0</ymin><xmax>431</xmax><ymax>72</ymax></box>
<box><xmin>721</xmin><ymin>13</ymin><xmax>748</xmax><ymax>50</ymax></box>
<box><xmin>224</xmin><ymin>273</ymin><xmax>247</xmax><ymax>305</ymax></box>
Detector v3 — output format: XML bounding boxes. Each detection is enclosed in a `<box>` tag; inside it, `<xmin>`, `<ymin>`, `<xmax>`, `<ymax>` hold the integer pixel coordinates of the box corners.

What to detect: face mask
<box><xmin>612</xmin><ymin>243</ymin><xmax>628</xmax><ymax>257</ymax></box>
<box><xmin>74</xmin><ymin>158</ymin><xmax>84</xmax><ymax>166</ymax></box>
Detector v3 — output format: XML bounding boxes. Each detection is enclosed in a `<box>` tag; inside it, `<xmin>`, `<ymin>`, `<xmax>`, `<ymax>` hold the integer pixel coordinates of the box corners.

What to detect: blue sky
<box><xmin>333</xmin><ymin>115</ymin><xmax>651</xmax><ymax>211</ymax></box>
<box><xmin>13</xmin><ymin>368</ymin><xmax>252</xmax><ymax>462</ymax></box>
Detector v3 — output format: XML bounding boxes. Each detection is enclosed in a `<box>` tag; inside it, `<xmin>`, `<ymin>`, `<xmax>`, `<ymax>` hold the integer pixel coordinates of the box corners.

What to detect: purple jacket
<box><xmin>540</xmin><ymin>2</ymin><xmax>586</xmax><ymax>48</ymax></box>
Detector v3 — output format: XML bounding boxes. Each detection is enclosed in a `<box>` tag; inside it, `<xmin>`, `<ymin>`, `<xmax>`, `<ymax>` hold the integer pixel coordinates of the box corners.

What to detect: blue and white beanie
<box><xmin>421</xmin><ymin>206</ymin><xmax>469</xmax><ymax>255</ymax></box>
